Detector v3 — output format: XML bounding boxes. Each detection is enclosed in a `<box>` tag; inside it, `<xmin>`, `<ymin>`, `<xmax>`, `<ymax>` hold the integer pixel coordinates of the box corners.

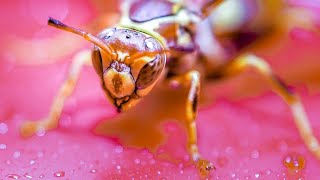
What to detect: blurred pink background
<box><xmin>0</xmin><ymin>0</ymin><xmax>320</xmax><ymax>179</ymax></box>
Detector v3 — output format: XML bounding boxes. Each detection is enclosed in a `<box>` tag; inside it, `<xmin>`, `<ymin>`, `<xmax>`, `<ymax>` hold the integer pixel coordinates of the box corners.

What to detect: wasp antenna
<box><xmin>48</xmin><ymin>17</ymin><xmax>115</xmax><ymax>56</ymax></box>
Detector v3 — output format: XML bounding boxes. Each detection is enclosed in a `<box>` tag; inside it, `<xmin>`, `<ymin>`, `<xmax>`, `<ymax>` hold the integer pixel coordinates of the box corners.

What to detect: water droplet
<box><xmin>0</xmin><ymin>143</ymin><xmax>7</xmax><ymax>150</ymax></box>
<box><xmin>54</xmin><ymin>171</ymin><xmax>65</xmax><ymax>177</ymax></box>
<box><xmin>283</xmin><ymin>153</ymin><xmax>305</xmax><ymax>171</ymax></box>
<box><xmin>39</xmin><ymin>174</ymin><xmax>45</xmax><ymax>178</ymax></box>
<box><xmin>254</xmin><ymin>173</ymin><xmax>260</xmax><ymax>178</ymax></box>
<box><xmin>116</xmin><ymin>165</ymin><xmax>121</xmax><ymax>170</ymax></box>
<box><xmin>36</xmin><ymin>127</ymin><xmax>46</xmax><ymax>137</ymax></box>
<box><xmin>29</xmin><ymin>159</ymin><xmax>36</xmax><ymax>165</ymax></box>
<box><xmin>90</xmin><ymin>169</ymin><xmax>97</xmax><ymax>173</ymax></box>
<box><xmin>114</xmin><ymin>145</ymin><xmax>123</xmax><ymax>153</ymax></box>
<box><xmin>265</xmin><ymin>169</ymin><xmax>272</xmax><ymax>175</ymax></box>
<box><xmin>134</xmin><ymin>158</ymin><xmax>140</xmax><ymax>164</ymax></box>
<box><xmin>0</xmin><ymin>122</ymin><xmax>8</xmax><ymax>134</ymax></box>
<box><xmin>251</xmin><ymin>150</ymin><xmax>260</xmax><ymax>159</ymax></box>
<box><xmin>157</xmin><ymin>171</ymin><xmax>161</xmax><ymax>175</ymax></box>
<box><xmin>230</xmin><ymin>173</ymin><xmax>236</xmax><ymax>178</ymax></box>
<box><xmin>37</xmin><ymin>151</ymin><xmax>44</xmax><ymax>158</ymax></box>
<box><xmin>23</xmin><ymin>173</ymin><xmax>33</xmax><ymax>179</ymax></box>
<box><xmin>6</xmin><ymin>174</ymin><xmax>20</xmax><ymax>179</ymax></box>
<box><xmin>13</xmin><ymin>151</ymin><xmax>21</xmax><ymax>158</ymax></box>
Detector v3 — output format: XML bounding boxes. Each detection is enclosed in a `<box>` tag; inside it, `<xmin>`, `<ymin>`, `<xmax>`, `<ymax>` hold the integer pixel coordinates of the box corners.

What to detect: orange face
<box><xmin>92</xmin><ymin>28</ymin><xmax>166</xmax><ymax>111</ymax></box>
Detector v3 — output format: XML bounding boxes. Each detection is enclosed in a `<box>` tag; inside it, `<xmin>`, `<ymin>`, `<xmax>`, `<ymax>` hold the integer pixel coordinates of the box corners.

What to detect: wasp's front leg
<box><xmin>223</xmin><ymin>54</ymin><xmax>320</xmax><ymax>158</ymax></box>
<box><xmin>169</xmin><ymin>70</ymin><xmax>214</xmax><ymax>177</ymax></box>
<box><xmin>20</xmin><ymin>50</ymin><xmax>92</xmax><ymax>137</ymax></box>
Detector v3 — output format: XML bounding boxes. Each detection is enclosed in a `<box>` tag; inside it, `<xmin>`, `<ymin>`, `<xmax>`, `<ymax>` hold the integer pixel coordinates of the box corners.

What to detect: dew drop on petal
<box><xmin>283</xmin><ymin>153</ymin><xmax>305</xmax><ymax>171</ymax></box>
<box><xmin>265</xmin><ymin>169</ymin><xmax>272</xmax><ymax>175</ymax></box>
<box><xmin>36</xmin><ymin>127</ymin><xmax>46</xmax><ymax>137</ymax></box>
<box><xmin>29</xmin><ymin>159</ymin><xmax>36</xmax><ymax>165</ymax></box>
<box><xmin>54</xmin><ymin>171</ymin><xmax>65</xmax><ymax>177</ymax></box>
<box><xmin>230</xmin><ymin>173</ymin><xmax>236</xmax><ymax>178</ymax></box>
<box><xmin>114</xmin><ymin>145</ymin><xmax>123</xmax><ymax>153</ymax></box>
<box><xmin>254</xmin><ymin>173</ymin><xmax>260</xmax><ymax>178</ymax></box>
<box><xmin>37</xmin><ymin>151</ymin><xmax>44</xmax><ymax>158</ymax></box>
<box><xmin>134</xmin><ymin>158</ymin><xmax>140</xmax><ymax>164</ymax></box>
<box><xmin>6</xmin><ymin>174</ymin><xmax>20</xmax><ymax>179</ymax></box>
<box><xmin>23</xmin><ymin>173</ymin><xmax>33</xmax><ymax>179</ymax></box>
<box><xmin>13</xmin><ymin>151</ymin><xmax>21</xmax><ymax>159</ymax></box>
<box><xmin>90</xmin><ymin>169</ymin><xmax>97</xmax><ymax>173</ymax></box>
<box><xmin>39</xmin><ymin>174</ymin><xmax>45</xmax><ymax>178</ymax></box>
<box><xmin>116</xmin><ymin>165</ymin><xmax>121</xmax><ymax>170</ymax></box>
<box><xmin>251</xmin><ymin>150</ymin><xmax>260</xmax><ymax>159</ymax></box>
<box><xmin>0</xmin><ymin>143</ymin><xmax>7</xmax><ymax>150</ymax></box>
<box><xmin>0</xmin><ymin>122</ymin><xmax>8</xmax><ymax>134</ymax></box>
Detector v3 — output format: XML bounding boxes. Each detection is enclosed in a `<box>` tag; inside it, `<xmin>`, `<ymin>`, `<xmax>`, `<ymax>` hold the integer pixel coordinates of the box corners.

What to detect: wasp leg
<box><xmin>169</xmin><ymin>70</ymin><xmax>214</xmax><ymax>177</ymax></box>
<box><xmin>223</xmin><ymin>53</ymin><xmax>320</xmax><ymax>158</ymax></box>
<box><xmin>20</xmin><ymin>50</ymin><xmax>92</xmax><ymax>137</ymax></box>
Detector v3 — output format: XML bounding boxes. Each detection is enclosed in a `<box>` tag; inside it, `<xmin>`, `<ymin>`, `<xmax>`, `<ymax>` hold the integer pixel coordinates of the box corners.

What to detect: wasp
<box><xmin>21</xmin><ymin>0</ymin><xmax>320</xmax><ymax>177</ymax></box>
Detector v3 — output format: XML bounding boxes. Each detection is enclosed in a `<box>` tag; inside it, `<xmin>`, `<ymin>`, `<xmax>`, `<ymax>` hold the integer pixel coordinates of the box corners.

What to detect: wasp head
<box><xmin>92</xmin><ymin>28</ymin><xmax>166</xmax><ymax>111</ymax></box>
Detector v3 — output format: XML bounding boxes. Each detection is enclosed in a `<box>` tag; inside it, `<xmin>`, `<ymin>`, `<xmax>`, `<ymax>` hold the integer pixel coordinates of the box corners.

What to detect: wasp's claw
<box><xmin>20</xmin><ymin>120</ymin><xmax>48</xmax><ymax>138</ymax></box>
<box><xmin>20</xmin><ymin>121</ymin><xmax>38</xmax><ymax>137</ymax></box>
<box><xmin>197</xmin><ymin>159</ymin><xmax>215</xmax><ymax>178</ymax></box>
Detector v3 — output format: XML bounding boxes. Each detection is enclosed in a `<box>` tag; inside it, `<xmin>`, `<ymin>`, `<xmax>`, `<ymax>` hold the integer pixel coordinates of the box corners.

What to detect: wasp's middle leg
<box><xmin>169</xmin><ymin>70</ymin><xmax>214</xmax><ymax>177</ymax></box>
<box><xmin>20</xmin><ymin>50</ymin><xmax>92</xmax><ymax>137</ymax></box>
<box><xmin>222</xmin><ymin>53</ymin><xmax>320</xmax><ymax>158</ymax></box>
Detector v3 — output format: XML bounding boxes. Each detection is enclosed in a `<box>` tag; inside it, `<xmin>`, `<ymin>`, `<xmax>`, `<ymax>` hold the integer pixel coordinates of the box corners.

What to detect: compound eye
<box><xmin>135</xmin><ymin>37</ymin><xmax>165</xmax><ymax>90</ymax></box>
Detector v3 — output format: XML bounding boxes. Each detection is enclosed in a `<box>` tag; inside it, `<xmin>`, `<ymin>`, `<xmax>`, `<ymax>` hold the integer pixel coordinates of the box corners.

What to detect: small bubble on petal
<box><xmin>29</xmin><ymin>159</ymin><xmax>36</xmax><ymax>165</ymax></box>
<box><xmin>37</xmin><ymin>151</ymin><xmax>44</xmax><ymax>158</ymax></box>
<box><xmin>23</xmin><ymin>173</ymin><xmax>33</xmax><ymax>179</ymax></box>
<box><xmin>36</xmin><ymin>127</ymin><xmax>46</xmax><ymax>137</ymax></box>
<box><xmin>13</xmin><ymin>151</ymin><xmax>21</xmax><ymax>159</ymax></box>
<box><xmin>134</xmin><ymin>158</ymin><xmax>140</xmax><ymax>164</ymax></box>
<box><xmin>39</xmin><ymin>174</ymin><xmax>45</xmax><ymax>178</ymax></box>
<box><xmin>6</xmin><ymin>174</ymin><xmax>20</xmax><ymax>179</ymax></box>
<box><xmin>0</xmin><ymin>123</ymin><xmax>8</xmax><ymax>134</ymax></box>
<box><xmin>54</xmin><ymin>171</ymin><xmax>65</xmax><ymax>177</ymax></box>
<box><xmin>114</xmin><ymin>146</ymin><xmax>123</xmax><ymax>153</ymax></box>
<box><xmin>254</xmin><ymin>173</ymin><xmax>260</xmax><ymax>178</ymax></box>
<box><xmin>251</xmin><ymin>150</ymin><xmax>260</xmax><ymax>159</ymax></box>
<box><xmin>0</xmin><ymin>143</ymin><xmax>7</xmax><ymax>150</ymax></box>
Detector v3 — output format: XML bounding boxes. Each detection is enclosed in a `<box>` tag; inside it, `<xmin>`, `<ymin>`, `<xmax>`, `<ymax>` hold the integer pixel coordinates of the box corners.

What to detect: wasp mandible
<box><xmin>21</xmin><ymin>0</ymin><xmax>320</xmax><ymax>177</ymax></box>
